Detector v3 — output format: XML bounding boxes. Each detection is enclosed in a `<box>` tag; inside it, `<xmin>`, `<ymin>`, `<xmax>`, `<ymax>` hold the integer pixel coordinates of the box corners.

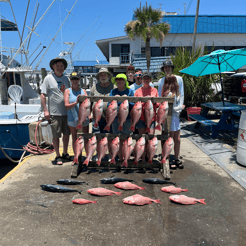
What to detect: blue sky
<box><xmin>1</xmin><ymin>0</ymin><xmax>246</xmax><ymax>70</ymax></box>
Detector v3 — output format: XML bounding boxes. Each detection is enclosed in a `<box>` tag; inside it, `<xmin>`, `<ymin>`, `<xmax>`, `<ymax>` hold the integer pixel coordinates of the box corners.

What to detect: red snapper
<box><xmin>76</xmin><ymin>98</ymin><xmax>91</xmax><ymax>130</ymax></box>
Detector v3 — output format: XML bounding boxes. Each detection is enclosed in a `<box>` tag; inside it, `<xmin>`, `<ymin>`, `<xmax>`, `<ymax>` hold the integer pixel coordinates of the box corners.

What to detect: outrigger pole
<box><xmin>32</xmin><ymin>0</ymin><xmax>78</xmax><ymax>74</ymax></box>
<box><xmin>0</xmin><ymin>0</ymin><xmax>57</xmax><ymax>79</ymax></box>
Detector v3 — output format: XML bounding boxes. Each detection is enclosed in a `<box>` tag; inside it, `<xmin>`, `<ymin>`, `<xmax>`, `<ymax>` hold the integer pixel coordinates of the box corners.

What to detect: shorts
<box><xmin>112</xmin><ymin>117</ymin><xmax>132</xmax><ymax>134</ymax></box>
<box><xmin>135</xmin><ymin>119</ymin><xmax>155</xmax><ymax>130</ymax></box>
<box><xmin>50</xmin><ymin>115</ymin><xmax>70</xmax><ymax>138</ymax></box>
<box><xmin>68</xmin><ymin>118</ymin><xmax>90</xmax><ymax>128</ymax></box>
<box><xmin>92</xmin><ymin>118</ymin><xmax>112</xmax><ymax>134</ymax></box>
<box><xmin>162</xmin><ymin>113</ymin><xmax>180</xmax><ymax>132</ymax></box>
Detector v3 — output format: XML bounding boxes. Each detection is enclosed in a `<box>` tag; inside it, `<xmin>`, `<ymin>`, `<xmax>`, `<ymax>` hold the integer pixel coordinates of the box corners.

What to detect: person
<box><xmin>110</xmin><ymin>73</ymin><xmax>134</xmax><ymax>161</ymax></box>
<box><xmin>64</xmin><ymin>71</ymin><xmax>90</xmax><ymax>161</ymax></box>
<box><xmin>134</xmin><ymin>72</ymin><xmax>159</xmax><ymax>161</ymax></box>
<box><xmin>126</xmin><ymin>65</ymin><xmax>135</xmax><ymax>86</ymax></box>
<box><xmin>90</xmin><ymin>67</ymin><xmax>116</xmax><ymax>160</ymax></box>
<box><xmin>41</xmin><ymin>57</ymin><xmax>71</xmax><ymax>165</ymax></box>
<box><xmin>130</xmin><ymin>68</ymin><xmax>155</xmax><ymax>93</ymax></box>
<box><xmin>157</xmin><ymin>59</ymin><xmax>185</xmax><ymax>169</ymax></box>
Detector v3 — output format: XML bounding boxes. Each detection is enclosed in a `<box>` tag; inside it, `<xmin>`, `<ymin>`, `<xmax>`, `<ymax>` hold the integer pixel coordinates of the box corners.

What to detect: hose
<box><xmin>23</xmin><ymin>119</ymin><xmax>55</xmax><ymax>155</ymax></box>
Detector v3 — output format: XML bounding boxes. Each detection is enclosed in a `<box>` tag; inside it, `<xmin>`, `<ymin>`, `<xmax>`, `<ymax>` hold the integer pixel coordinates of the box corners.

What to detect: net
<box><xmin>8</xmin><ymin>85</ymin><xmax>23</xmax><ymax>104</ymax></box>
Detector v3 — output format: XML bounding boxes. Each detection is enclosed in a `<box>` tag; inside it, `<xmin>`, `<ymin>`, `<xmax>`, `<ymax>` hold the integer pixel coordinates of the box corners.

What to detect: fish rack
<box><xmin>72</xmin><ymin>96</ymin><xmax>174</xmax><ymax>180</ymax></box>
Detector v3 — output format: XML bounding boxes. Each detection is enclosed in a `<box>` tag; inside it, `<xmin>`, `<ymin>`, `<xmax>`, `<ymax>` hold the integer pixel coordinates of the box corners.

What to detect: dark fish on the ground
<box><xmin>142</xmin><ymin>178</ymin><xmax>175</xmax><ymax>185</ymax></box>
<box><xmin>56</xmin><ymin>179</ymin><xmax>87</xmax><ymax>185</ymax></box>
<box><xmin>40</xmin><ymin>184</ymin><xmax>82</xmax><ymax>193</ymax></box>
<box><xmin>100</xmin><ymin>177</ymin><xmax>134</xmax><ymax>184</ymax></box>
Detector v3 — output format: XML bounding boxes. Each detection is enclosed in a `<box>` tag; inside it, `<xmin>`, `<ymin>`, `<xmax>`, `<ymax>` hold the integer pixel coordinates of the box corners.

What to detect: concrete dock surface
<box><xmin>0</xmin><ymin>131</ymin><xmax>246</xmax><ymax>246</ymax></box>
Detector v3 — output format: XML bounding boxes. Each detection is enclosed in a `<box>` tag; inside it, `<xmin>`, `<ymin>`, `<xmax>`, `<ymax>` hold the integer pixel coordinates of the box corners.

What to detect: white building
<box><xmin>95</xmin><ymin>14</ymin><xmax>246</xmax><ymax>73</ymax></box>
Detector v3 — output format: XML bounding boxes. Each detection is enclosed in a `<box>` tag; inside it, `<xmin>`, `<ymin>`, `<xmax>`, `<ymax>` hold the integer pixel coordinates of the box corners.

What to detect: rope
<box><xmin>0</xmin><ymin>119</ymin><xmax>55</xmax><ymax>163</ymax></box>
<box><xmin>23</xmin><ymin>119</ymin><xmax>55</xmax><ymax>155</ymax></box>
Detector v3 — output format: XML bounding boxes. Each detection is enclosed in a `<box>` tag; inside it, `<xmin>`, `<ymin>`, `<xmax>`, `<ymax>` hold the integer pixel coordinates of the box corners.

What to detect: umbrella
<box><xmin>179</xmin><ymin>48</ymin><xmax>246</xmax><ymax>105</ymax></box>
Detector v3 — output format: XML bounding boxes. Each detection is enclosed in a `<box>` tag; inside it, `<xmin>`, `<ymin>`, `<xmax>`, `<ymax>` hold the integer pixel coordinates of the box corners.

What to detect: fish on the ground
<box><xmin>123</xmin><ymin>194</ymin><xmax>161</xmax><ymax>206</ymax></box>
<box><xmin>142</xmin><ymin>178</ymin><xmax>176</xmax><ymax>185</ymax></box>
<box><xmin>161</xmin><ymin>186</ymin><xmax>188</xmax><ymax>194</ymax></box>
<box><xmin>109</xmin><ymin>137</ymin><xmax>120</xmax><ymax>164</ymax></box>
<box><xmin>93</xmin><ymin>99</ymin><xmax>103</xmax><ymax>128</ymax></box>
<box><xmin>133</xmin><ymin>137</ymin><xmax>145</xmax><ymax>165</ymax></box>
<box><xmin>83</xmin><ymin>136</ymin><xmax>97</xmax><ymax>166</ymax></box>
<box><xmin>100</xmin><ymin>177</ymin><xmax>134</xmax><ymax>184</ymax></box>
<box><xmin>155</xmin><ymin>101</ymin><xmax>168</xmax><ymax>131</ymax></box>
<box><xmin>76</xmin><ymin>98</ymin><xmax>91</xmax><ymax>130</ymax></box>
<box><xmin>146</xmin><ymin>137</ymin><xmax>158</xmax><ymax>164</ymax></box>
<box><xmin>56</xmin><ymin>179</ymin><xmax>87</xmax><ymax>185</ymax></box>
<box><xmin>144</xmin><ymin>100</ymin><xmax>154</xmax><ymax>133</ymax></box>
<box><xmin>130</xmin><ymin>101</ymin><xmax>142</xmax><ymax>131</ymax></box>
<box><xmin>118</xmin><ymin>100</ymin><xmax>129</xmax><ymax>131</ymax></box>
<box><xmin>122</xmin><ymin>137</ymin><xmax>134</xmax><ymax>167</ymax></box>
<box><xmin>72</xmin><ymin>199</ymin><xmax>97</xmax><ymax>205</ymax></box>
<box><xmin>161</xmin><ymin>137</ymin><xmax>173</xmax><ymax>164</ymax></box>
<box><xmin>104</xmin><ymin>100</ymin><xmax>118</xmax><ymax>132</ymax></box>
<box><xmin>169</xmin><ymin>195</ymin><xmax>206</xmax><ymax>205</ymax></box>
<box><xmin>87</xmin><ymin>188</ymin><xmax>122</xmax><ymax>196</ymax></box>
<box><xmin>73</xmin><ymin>136</ymin><xmax>84</xmax><ymax>165</ymax></box>
<box><xmin>40</xmin><ymin>184</ymin><xmax>81</xmax><ymax>193</ymax></box>
<box><xmin>114</xmin><ymin>181</ymin><xmax>146</xmax><ymax>190</ymax></box>
<box><xmin>96</xmin><ymin>137</ymin><xmax>108</xmax><ymax>166</ymax></box>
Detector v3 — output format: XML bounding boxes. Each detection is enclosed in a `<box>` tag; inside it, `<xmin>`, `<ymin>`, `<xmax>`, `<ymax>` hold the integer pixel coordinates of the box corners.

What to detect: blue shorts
<box><xmin>112</xmin><ymin>117</ymin><xmax>132</xmax><ymax>134</ymax></box>
<box><xmin>92</xmin><ymin>118</ymin><xmax>112</xmax><ymax>134</ymax></box>
<box><xmin>68</xmin><ymin>118</ymin><xmax>89</xmax><ymax>128</ymax></box>
<box><xmin>135</xmin><ymin>119</ymin><xmax>155</xmax><ymax>130</ymax></box>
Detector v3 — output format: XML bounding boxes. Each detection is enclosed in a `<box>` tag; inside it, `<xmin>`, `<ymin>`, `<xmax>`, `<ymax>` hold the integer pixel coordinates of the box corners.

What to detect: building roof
<box><xmin>73</xmin><ymin>61</ymin><xmax>109</xmax><ymax>66</ymax></box>
<box><xmin>163</xmin><ymin>15</ymin><xmax>246</xmax><ymax>34</ymax></box>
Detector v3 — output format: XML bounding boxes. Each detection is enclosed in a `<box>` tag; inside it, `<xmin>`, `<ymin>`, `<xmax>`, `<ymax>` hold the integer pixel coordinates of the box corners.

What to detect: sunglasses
<box><xmin>71</xmin><ymin>78</ymin><xmax>79</xmax><ymax>80</ymax></box>
<box><xmin>134</xmin><ymin>74</ymin><xmax>142</xmax><ymax>77</ymax></box>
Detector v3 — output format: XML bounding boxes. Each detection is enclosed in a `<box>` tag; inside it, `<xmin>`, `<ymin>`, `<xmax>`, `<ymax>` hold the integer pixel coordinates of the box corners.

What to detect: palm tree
<box><xmin>125</xmin><ymin>3</ymin><xmax>170</xmax><ymax>72</ymax></box>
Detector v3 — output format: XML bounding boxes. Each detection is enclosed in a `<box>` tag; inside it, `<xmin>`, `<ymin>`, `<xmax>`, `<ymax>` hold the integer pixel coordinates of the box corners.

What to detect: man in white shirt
<box><xmin>41</xmin><ymin>57</ymin><xmax>71</xmax><ymax>165</ymax></box>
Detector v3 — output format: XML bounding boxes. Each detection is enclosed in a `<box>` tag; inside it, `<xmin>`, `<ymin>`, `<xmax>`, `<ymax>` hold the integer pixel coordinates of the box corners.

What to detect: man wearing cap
<box><xmin>41</xmin><ymin>57</ymin><xmax>71</xmax><ymax>165</ymax></box>
<box><xmin>134</xmin><ymin>71</ymin><xmax>159</xmax><ymax>161</ymax></box>
<box><xmin>130</xmin><ymin>68</ymin><xmax>155</xmax><ymax>93</ymax></box>
<box><xmin>126</xmin><ymin>65</ymin><xmax>135</xmax><ymax>86</ymax></box>
<box><xmin>90</xmin><ymin>67</ymin><xmax>116</xmax><ymax>160</ymax></box>
<box><xmin>157</xmin><ymin>59</ymin><xmax>185</xmax><ymax>168</ymax></box>
<box><xmin>90</xmin><ymin>67</ymin><xmax>116</xmax><ymax>133</ymax></box>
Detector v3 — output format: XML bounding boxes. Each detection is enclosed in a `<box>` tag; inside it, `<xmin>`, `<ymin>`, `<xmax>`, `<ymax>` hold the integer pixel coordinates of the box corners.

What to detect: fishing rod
<box><xmin>32</xmin><ymin>0</ymin><xmax>78</xmax><ymax>74</ymax></box>
<box><xmin>74</xmin><ymin>22</ymin><xmax>102</xmax><ymax>60</ymax></box>
<box><xmin>0</xmin><ymin>0</ymin><xmax>57</xmax><ymax>79</ymax></box>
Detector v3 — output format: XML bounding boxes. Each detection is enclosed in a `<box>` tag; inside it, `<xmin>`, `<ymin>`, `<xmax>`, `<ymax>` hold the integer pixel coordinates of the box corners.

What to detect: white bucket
<box><xmin>236</xmin><ymin>110</ymin><xmax>246</xmax><ymax>166</ymax></box>
<box><xmin>40</xmin><ymin>121</ymin><xmax>53</xmax><ymax>145</ymax></box>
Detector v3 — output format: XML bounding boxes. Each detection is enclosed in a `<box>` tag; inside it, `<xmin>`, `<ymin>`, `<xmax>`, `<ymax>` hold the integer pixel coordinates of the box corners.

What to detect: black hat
<box><xmin>160</xmin><ymin>59</ymin><xmax>174</xmax><ymax>72</ymax></box>
<box><xmin>70</xmin><ymin>71</ymin><xmax>80</xmax><ymax>79</ymax></box>
<box><xmin>142</xmin><ymin>71</ymin><xmax>152</xmax><ymax>79</ymax></box>
<box><xmin>49</xmin><ymin>57</ymin><xmax>68</xmax><ymax>70</ymax></box>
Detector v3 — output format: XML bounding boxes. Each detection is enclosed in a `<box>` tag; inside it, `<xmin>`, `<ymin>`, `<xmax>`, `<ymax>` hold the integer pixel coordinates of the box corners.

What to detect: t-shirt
<box><xmin>130</xmin><ymin>82</ymin><xmax>155</xmax><ymax>93</ymax></box>
<box><xmin>157</xmin><ymin>75</ymin><xmax>184</xmax><ymax>115</ymax></box>
<box><xmin>109</xmin><ymin>88</ymin><xmax>135</xmax><ymax>119</ymax></box>
<box><xmin>41</xmin><ymin>73</ymin><xmax>70</xmax><ymax>116</ymax></box>
<box><xmin>134</xmin><ymin>86</ymin><xmax>159</xmax><ymax>122</ymax></box>
<box><xmin>90</xmin><ymin>82</ymin><xmax>116</xmax><ymax>118</ymax></box>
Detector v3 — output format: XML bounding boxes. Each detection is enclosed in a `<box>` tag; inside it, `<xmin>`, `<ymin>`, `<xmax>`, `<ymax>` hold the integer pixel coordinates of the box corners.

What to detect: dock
<box><xmin>0</xmin><ymin>131</ymin><xmax>245</xmax><ymax>245</ymax></box>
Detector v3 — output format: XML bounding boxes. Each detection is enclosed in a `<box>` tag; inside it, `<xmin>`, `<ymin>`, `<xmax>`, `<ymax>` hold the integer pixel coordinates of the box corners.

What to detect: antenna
<box><xmin>182</xmin><ymin>3</ymin><xmax>186</xmax><ymax>15</ymax></box>
<box><xmin>158</xmin><ymin>4</ymin><xmax>163</xmax><ymax>10</ymax></box>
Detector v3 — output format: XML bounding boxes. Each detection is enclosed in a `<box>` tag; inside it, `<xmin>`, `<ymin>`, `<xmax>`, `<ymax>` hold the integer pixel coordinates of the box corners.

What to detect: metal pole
<box><xmin>0</xmin><ymin>0</ymin><xmax>57</xmax><ymax>79</ymax></box>
<box><xmin>32</xmin><ymin>0</ymin><xmax>78</xmax><ymax>73</ymax></box>
<box><xmin>192</xmin><ymin>0</ymin><xmax>200</xmax><ymax>53</ymax></box>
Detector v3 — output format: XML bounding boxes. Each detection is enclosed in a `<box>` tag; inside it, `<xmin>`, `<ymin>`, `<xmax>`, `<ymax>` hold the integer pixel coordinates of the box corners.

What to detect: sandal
<box><xmin>54</xmin><ymin>156</ymin><xmax>63</xmax><ymax>165</ymax></box>
<box><xmin>62</xmin><ymin>153</ymin><xmax>72</xmax><ymax>162</ymax></box>
<box><xmin>174</xmin><ymin>159</ymin><xmax>184</xmax><ymax>169</ymax></box>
